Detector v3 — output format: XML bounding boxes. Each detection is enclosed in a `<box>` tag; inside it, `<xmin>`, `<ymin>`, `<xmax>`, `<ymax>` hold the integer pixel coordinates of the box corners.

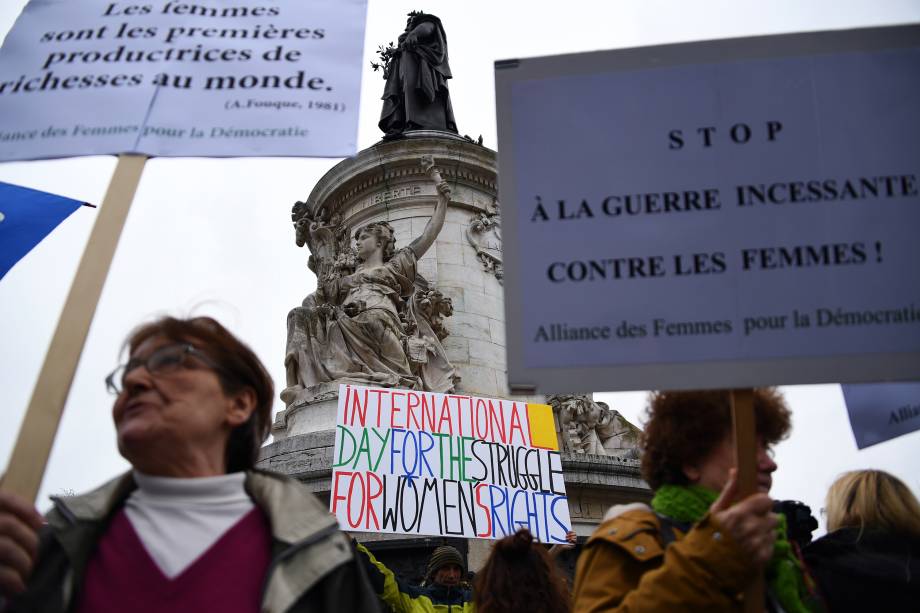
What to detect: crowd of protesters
<box><xmin>1</xmin><ymin>316</ymin><xmax>918</xmax><ymax>612</ymax></box>
<box><xmin>353</xmin><ymin>529</ymin><xmax>576</xmax><ymax>612</ymax></box>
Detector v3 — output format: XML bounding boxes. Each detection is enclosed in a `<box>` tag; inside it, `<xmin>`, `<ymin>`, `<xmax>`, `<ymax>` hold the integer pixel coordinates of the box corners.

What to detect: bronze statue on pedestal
<box><xmin>374</xmin><ymin>12</ymin><xmax>458</xmax><ymax>138</ymax></box>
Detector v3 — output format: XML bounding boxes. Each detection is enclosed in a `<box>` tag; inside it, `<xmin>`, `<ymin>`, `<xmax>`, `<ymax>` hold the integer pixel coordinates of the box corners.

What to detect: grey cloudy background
<box><xmin>1</xmin><ymin>0</ymin><xmax>918</xmax><ymax>535</ymax></box>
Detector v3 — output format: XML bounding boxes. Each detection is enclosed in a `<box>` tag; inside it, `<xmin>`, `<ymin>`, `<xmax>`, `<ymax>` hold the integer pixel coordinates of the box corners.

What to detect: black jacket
<box><xmin>803</xmin><ymin>527</ymin><xmax>920</xmax><ymax>613</ymax></box>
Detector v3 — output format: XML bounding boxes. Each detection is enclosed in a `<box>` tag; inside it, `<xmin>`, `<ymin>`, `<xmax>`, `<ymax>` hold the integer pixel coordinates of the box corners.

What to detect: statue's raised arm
<box><xmin>409</xmin><ymin>155</ymin><xmax>449</xmax><ymax>259</ymax></box>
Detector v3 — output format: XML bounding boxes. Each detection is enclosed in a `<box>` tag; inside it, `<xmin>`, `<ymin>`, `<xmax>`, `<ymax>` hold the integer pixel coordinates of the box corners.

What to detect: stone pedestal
<box><xmin>259</xmin><ymin>131</ymin><xmax>650</xmax><ymax>573</ymax></box>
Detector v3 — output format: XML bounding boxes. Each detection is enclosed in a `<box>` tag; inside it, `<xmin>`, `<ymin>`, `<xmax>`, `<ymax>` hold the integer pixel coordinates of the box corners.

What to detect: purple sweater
<box><xmin>75</xmin><ymin>507</ymin><xmax>272</xmax><ymax>612</ymax></box>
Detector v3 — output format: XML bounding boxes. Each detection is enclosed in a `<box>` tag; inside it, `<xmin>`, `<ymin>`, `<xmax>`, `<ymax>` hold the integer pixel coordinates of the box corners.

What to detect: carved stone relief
<box><xmin>281</xmin><ymin>156</ymin><xmax>461</xmax><ymax>408</ymax></box>
<box><xmin>548</xmin><ymin>394</ymin><xmax>641</xmax><ymax>458</ymax></box>
<box><xmin>466</xmin><ymin>198</ymin><xmax>502</xmax><ymax>283</ymax></box>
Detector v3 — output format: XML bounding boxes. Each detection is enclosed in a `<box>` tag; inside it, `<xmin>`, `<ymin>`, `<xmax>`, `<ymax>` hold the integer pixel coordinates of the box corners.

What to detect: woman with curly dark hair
<box><xmin>474</xmin><ymin>529</ymin><xmax>571</xmax><ymax>613</ymax></box>
<box><xmin>573</xmin><ymin>389</ymin><xmax>821</xmax><ymax>612</ymax></box>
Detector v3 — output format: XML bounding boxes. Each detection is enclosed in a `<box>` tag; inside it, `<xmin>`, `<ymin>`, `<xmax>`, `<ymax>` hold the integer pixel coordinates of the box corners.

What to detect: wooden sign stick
<box><xmin>1</xmin><ymin>154</ymin><xmax>148</xmax><ymax>503</ymax></box>
<box><xmin>731</xmin><ymin>387</ymin><xmax>764</xmax><ymax>613</ymax></box>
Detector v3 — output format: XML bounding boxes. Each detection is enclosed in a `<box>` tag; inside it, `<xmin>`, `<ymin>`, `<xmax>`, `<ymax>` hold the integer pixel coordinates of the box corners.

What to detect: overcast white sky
<box><xmin>1</xmin><ymin>0</ymin><xmax>918</xmax><ymax>535</ymax></box>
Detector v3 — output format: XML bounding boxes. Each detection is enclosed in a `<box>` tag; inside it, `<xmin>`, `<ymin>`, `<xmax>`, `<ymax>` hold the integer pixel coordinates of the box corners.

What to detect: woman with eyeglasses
<box><xmin>0</xmin><ymin>316</ymin><xmax>379</xmax><ymax>612</ymax></box>
<box><xmin>803</xmin><ymin>469</ymin><xmax>920</xmax><ymax>612</ymax></box>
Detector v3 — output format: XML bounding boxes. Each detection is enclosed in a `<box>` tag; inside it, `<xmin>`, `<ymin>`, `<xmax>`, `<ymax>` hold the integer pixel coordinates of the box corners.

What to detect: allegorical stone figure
<box><xmin>376</xmin><ymin>11</ymin><xmax>457</xmax><ymax>138</ymax></box>
<box><xmin>282</xmin><ymin>157</ymin><xmax>459</xmax><ymax>406</ymax></box>
<box><xmin>466</xmin><ymin>198</ymin><xmax>503</xmax><ymax>283</ymax></box>
<box><xmin>549</xmin><ymin>394</ymin><xmax>641</xmax><ymax>458</ymax></box>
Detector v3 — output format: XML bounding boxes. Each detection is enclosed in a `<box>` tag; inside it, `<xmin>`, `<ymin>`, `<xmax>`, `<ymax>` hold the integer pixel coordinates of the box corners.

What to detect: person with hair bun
<box><xmin>573</xmin><ymin>389</ymin><xmax>820</xmax><ymax>612</ymax></box>
<box><xmin>0</xmin><ymin>316</ymin><xmax>378</xmax><ymax>612</ymax></box>
<box><xmin>474</xmin><ymin>529</ymin><xmax>571</xmax><ymax>613</ymax></box>
<box><xmin>804</xmin><ymin>469</ymin><xmax>920</xmax><ymax>611</ymax></box>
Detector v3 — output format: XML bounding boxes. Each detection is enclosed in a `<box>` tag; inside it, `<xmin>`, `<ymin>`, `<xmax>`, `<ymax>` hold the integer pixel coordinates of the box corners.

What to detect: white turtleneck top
<box><xmin>124</xmin><ymin>471</ymin><xmax>255</xmax><ymax>578</ymax></box>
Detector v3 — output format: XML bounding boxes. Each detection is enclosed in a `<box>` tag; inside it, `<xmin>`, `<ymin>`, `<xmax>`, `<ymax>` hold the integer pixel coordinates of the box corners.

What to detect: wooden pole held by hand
<box><xmin>1</xmin><ymin>154</ymin><xmax>147</xmax><ymax>503</ymax></box>
<box><xmin>732</xmin><ymin>387</ymin><xmax>764</xmax><ymax>613</ymax></box>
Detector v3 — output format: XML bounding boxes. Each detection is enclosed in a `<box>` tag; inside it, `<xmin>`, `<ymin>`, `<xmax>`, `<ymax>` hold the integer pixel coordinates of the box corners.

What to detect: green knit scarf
<box><xmin>651</xmin><ymin>484</ymin><xmax>819</xmax><ymax>613</ymax></box>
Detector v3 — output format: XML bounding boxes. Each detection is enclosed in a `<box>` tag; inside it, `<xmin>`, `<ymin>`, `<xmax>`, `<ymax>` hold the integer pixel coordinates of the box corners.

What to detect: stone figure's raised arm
<box><xmin>409</xmin><ymin>155</ymin><xmax>449</xmax><ymax>259</ymax></box>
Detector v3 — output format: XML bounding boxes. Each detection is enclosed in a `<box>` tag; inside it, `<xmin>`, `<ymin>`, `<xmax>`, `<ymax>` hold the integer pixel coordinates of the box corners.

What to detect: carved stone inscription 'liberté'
<box><xmin>374</xmin><ymin>185</ymin><xmax>421</xmax><ymax>206</ymax></box>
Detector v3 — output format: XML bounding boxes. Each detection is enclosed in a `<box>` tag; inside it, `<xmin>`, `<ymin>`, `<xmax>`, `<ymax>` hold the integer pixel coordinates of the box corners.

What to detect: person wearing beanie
<box><xmin>356</xmin><ymin>541</ymin><xmax>474</xmax><ymax>612</ymax></box>
<box><xmin>425</xmin><ymin>546</ymin><xmax>466</xmax><ymax>586</ymax></box>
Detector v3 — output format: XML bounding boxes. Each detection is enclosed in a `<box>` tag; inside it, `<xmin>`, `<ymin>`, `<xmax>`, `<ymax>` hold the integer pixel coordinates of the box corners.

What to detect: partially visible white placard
<box><xmin>842</xmin><ymin>382</ymin><xmax>920</xmax><ymax>449</ymax></box>
<box><xmin>495</xmin><ymin>25</ymin><xmax>920</xmax><ymax>394</ymax></box>
<box><xmin>0</xmin><ymin>0</ymin><xmax>367</xmax><ymax>160</ymax></box>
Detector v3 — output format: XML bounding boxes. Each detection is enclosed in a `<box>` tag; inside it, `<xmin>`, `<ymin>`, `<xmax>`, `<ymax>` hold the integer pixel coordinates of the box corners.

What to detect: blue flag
<box><xmin>0</xmin><ymin>181</ymin><xmax>86</xmax><ymax>280</ymax></box>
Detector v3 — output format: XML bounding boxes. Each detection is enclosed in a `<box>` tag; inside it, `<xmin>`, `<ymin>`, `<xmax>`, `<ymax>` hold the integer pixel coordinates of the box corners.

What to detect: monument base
<box><xmin>272</xmin><ymin>382</ymin><xmax>339</xmax><ymax>440</ymax></box>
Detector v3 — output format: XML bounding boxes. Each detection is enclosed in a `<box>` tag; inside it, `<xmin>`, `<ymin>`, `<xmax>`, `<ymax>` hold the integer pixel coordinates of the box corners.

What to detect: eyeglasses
<box><xmin>755</xmin><ymin>438</ymin><xmax>776</xmax><ymax>459</ymax></box>
<box><xmin>105</xmin><ymin>343</ymin><xmax>221</xmax><ymax>394</ymax></box>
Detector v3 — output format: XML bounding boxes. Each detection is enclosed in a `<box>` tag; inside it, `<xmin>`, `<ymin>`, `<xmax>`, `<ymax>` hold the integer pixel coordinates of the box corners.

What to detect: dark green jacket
<box><xmin>6</xmin><ymin>470</ymin><xmax>379</xmax><ymax>613</ymax></box>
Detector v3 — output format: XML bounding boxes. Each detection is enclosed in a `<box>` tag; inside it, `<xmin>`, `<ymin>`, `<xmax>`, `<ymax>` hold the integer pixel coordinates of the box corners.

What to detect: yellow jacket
<box><xmin>356</xmin><ymin>543</ymin><xmax>475</xmax><ymax>613</ymax></box>
<box><xmin>573</xmin><ymin>503</ymin><xmax>755</xmax><ymax>612</ymax></box>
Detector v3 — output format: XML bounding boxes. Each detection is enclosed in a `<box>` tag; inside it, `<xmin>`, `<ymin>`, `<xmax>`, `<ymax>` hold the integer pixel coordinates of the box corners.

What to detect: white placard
<box><xmin>842</xmin><ymin>382</ymin><xmax>920</xmax><ymax>449</ymax></box>
<box><xmin>0</xmin><ymin>0</ymin><xmax>367</xmax><ymax>160</ymax></box>
<box><xmin>495</xmin><ymin>25</ymin><xmax>920</xmax><ymax>394</ymax></box>
<box><xmin>330</xmin><ymin>385</ymin><xmax>572</xmax><ymax>542</ymax></box>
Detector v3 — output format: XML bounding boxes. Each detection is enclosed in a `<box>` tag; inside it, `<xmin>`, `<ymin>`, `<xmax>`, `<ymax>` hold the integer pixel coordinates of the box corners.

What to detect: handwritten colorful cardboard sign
<box><xmin>330</xmin><ymin>384</ymin><xmax>572</xmax><ymax>542</ymax></box>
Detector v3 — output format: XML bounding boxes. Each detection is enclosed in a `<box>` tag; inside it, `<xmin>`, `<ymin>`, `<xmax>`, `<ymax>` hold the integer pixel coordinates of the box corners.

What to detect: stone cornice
<box><xmin>257</xmin><ymin>431</ymin><xmax>650</xmax><ymax>493</ymax></box>
<box><xmin>305</xmin><ymin>135</ymin><xmax>497</xmax><ymax>221</ymax></box>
